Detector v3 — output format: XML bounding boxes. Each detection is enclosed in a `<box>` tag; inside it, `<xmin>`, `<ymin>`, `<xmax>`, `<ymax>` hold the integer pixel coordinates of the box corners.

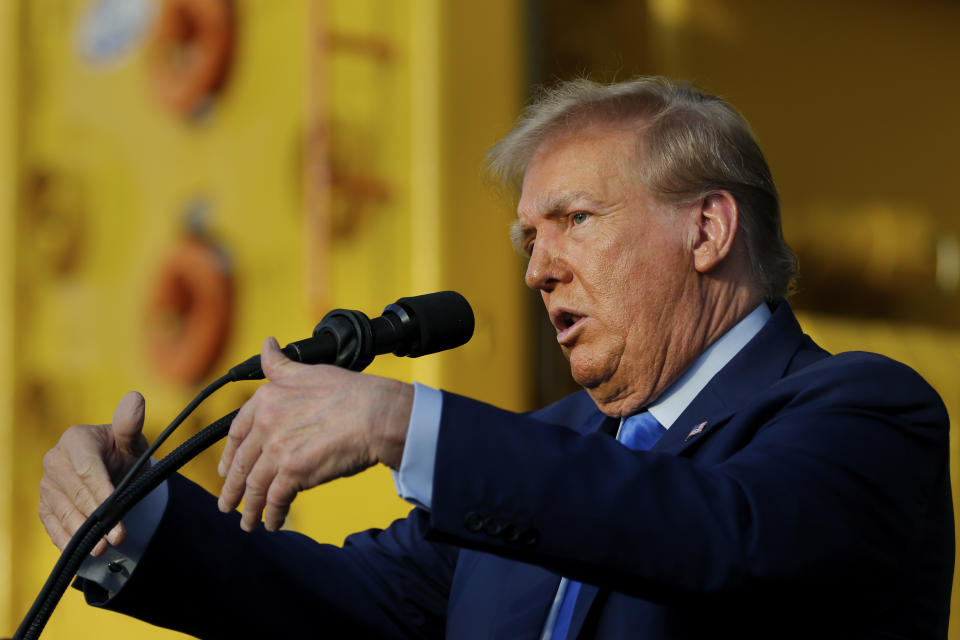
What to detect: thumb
<box><xmin>112</xmin><ymin>391</ymin><xmax>146</xmax><ymax>455</ymax></box>
<box><xmin>261</xmin><ymin>336</ymin><xmax>306</xmax><ymax>380</ymax></box>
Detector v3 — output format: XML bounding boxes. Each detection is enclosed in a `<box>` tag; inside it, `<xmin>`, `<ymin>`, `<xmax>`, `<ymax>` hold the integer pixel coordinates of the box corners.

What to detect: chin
<box><xmin>568</xmin><ymin>348</ymin><xmax>646</xmax><ymax>412</ymax></box>
<box><xmin>567</xmin><ymin>354</ymin><xmax>612</xmax><ymax>391</ymax></box>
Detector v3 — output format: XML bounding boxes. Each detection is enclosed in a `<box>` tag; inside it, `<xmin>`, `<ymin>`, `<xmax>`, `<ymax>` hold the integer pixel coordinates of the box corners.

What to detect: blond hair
<box><xmin>487</xmin><ymin>77</ymin><xmax>797</xmax><ymax>302</ymax></box>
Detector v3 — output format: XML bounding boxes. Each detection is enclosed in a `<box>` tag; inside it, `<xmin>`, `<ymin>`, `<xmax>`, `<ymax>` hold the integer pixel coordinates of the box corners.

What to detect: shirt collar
<box><xmin>645</xmin><ymin>303</ymin><xmax>771</xmax><ymax>429</ymax></box>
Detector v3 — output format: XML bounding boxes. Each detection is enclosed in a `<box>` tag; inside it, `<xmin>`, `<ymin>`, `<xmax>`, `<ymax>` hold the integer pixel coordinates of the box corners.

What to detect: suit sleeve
<box><xmin>76</xmin><ymin>473</ymin><xmax>458</xmax><ymax>639</ymax></box>
<box><xmin>425</xmin><ymin>354</ymin><xmax>953</xmax><ymax>611</ymax></box>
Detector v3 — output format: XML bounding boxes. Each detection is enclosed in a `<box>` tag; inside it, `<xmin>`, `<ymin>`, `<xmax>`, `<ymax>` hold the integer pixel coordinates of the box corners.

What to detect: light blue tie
<box><xmin>548</xmin><ymin>411</ymin><xmax>665</xmax><ymax>640</ymax></box>
<box><xmin>618</xmin><ymin>410</ymin><xmax>666</xmax><ymax>451</ymax></box>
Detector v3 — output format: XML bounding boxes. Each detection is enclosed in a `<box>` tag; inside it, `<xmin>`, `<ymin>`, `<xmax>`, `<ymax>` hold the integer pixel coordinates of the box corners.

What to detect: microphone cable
<box><xmin>12</xmin><ymin>291</ymin><xmax>474</xmax><ymax>640</ymax></box>
<box><xmin>15</xmin><ymin>404</ymin><xmax>239</xmax><ymax>640</ymax></box>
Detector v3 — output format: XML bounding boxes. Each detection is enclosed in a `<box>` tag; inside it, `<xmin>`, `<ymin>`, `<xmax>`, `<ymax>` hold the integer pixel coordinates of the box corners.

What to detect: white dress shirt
<box><xmin>394</xmin><ymin>303</ymin><xmax>772</xmax><ymax>509</ymax></box>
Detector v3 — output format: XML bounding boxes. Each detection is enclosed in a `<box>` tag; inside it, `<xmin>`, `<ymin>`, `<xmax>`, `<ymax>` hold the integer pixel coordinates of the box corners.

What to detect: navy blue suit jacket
<box><xmin>83</xmin><ymin>303</ymin><xmax>954</xmax><ymax>638</ymax></box>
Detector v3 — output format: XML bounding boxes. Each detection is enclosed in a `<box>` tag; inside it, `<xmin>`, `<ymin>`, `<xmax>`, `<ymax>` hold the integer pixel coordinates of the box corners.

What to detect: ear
<box><xmin>693</xmin><ymin>191</ymin><xmax>739</xmax><ymax>274</ymax></box>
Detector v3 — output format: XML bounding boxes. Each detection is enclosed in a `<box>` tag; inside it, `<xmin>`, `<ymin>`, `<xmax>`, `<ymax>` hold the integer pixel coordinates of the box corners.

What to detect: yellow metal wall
<box><xmin>0</xmin><ymin>1</ymin><xmax>21</xmax><ymax>631</ymax></box>
<box><xmin>2</xmin><ymin>0</ymin><xmax>524</xmax><ymax>637</ymax></box>
<box><xmin>5</xmin><ymin>0</ymin><xmax>959</xmax><ymax>637</ymax></box>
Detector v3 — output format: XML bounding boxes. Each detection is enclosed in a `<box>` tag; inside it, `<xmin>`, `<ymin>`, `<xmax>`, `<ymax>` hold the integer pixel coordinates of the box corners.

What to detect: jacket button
<box><xmin>519</xmin><ymin>526</ymin><xmax>540</xmax><ymax>545</ymax></box>
<box><xmin>464</xmin><ymin>511</ymin><xmax>485</xmax><ymax>532</ymax></box>
<box><xmin>483</xmin><ymin>518</ymin><xmax>504</xmax><ymax>536</ymax></box>
<box><xmin>502</xmin><ymin>524</ymin><xmax>521</xmax><ymax>543</ymax></box>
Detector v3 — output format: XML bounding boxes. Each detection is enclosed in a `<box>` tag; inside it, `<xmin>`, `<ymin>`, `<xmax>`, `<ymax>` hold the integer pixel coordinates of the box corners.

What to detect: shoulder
<box><xmin>773</xmin><ymin>350</ymin><xmax>947</xmax><ymax>429</ymax></box>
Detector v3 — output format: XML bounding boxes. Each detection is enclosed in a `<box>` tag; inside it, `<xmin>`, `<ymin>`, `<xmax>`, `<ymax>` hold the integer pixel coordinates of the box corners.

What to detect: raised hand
<box><xmin>38</xmin><ymin>392</ymin><xmax>149</xmax><ymax>556</ymax></box>
<box><xmin>217</xmin><ymin>337</ymin><xmax>413</xmax><ymax>532</ymax></box>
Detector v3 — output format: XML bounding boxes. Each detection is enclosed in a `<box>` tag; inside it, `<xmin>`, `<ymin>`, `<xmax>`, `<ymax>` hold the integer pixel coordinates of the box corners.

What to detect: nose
<box><xmin>524</xmin><ymin>238</ymin><xmax>572</xmax><ymax>292</ymax></box>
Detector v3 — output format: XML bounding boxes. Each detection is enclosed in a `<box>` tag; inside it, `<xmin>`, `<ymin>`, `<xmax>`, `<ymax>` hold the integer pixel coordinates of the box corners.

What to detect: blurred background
<box><xmin>0</xmin><ymin>0</ymin><xmax>957</xmax><ymax>637</ymax></box>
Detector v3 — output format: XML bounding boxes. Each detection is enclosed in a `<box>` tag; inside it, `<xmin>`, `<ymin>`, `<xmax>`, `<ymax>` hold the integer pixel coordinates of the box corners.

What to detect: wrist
<box><xmin>373</xmin><ymin>379</ymin><xmax>414</xmax><ymax>469</ymax></box>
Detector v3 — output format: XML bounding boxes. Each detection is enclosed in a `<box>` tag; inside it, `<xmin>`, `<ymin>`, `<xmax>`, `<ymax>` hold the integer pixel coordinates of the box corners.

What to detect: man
<box><xmin>38</xmin><ymin>77</ymin><xmax>953</xmax><ymax>638</ymax></box>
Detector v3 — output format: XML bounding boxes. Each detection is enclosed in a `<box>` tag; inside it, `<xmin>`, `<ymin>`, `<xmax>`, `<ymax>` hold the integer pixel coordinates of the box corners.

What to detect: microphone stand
<box><xmin>11</xmin><ymin>291</ymin><xmax>474</xmax><ymax>640</ymax></box>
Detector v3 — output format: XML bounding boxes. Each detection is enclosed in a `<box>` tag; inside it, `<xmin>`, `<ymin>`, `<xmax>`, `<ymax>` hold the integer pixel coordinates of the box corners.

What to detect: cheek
<box><xmin>615</xmin><ymin>242</ymin><xmax>689</xmax><ymax>319</ymax></box>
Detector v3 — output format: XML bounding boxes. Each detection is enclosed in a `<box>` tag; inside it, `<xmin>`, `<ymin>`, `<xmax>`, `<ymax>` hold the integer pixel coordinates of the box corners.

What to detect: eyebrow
<box><xmin>509</xmin><ymin>220</ymin><xmax>526</xmax><ymax>252</ymax></box>
<box><xmin>537</xmin><ymin>190</ymin><xmax>595</xmax><ymax>215</ymax></box>
<box><xmin>510</xmin><ymin>190</ymin><xmax>599</xmax><ymax>252</ymax></box>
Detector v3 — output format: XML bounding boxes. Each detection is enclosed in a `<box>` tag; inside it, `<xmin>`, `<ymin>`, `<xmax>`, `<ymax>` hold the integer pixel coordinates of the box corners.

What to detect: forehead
<box><xmin>517</xmin><ymin>122</ymin><xmax>642</xmax><ymax>219</ymax></box>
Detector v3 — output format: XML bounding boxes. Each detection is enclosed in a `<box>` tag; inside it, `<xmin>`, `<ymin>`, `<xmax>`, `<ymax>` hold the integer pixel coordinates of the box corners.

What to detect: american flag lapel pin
<box><xmin>685</xmin><ymin>421</ymin><xmax>708</xmax><ymax>441</ymax></box>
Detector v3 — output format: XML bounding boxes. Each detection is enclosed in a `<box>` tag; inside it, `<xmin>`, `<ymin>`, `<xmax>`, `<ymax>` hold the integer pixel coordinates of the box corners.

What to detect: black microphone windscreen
<box><xmin>393</xmin><ymin>291</ymin><xmax>475</xmax><ymax>357</ymax></box>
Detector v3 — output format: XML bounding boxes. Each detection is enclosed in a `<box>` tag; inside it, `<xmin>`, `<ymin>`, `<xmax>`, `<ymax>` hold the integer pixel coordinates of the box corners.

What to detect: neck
<box><xmin>696</xmin><ymin>278</ymin><xmax>764</xmax><ymax>354</ymax></box>
<box><xmin>588</xmin><ymin>277</ymin><xmax>763</xmax><ymax>418</ymax></box>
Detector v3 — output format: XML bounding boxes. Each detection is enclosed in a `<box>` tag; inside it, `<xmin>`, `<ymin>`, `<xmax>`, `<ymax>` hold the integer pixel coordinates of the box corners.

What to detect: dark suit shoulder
<box><xmin>773</xmin><ymin>349</ymin><xmax>948</xmax><ymax>428</ymax></box>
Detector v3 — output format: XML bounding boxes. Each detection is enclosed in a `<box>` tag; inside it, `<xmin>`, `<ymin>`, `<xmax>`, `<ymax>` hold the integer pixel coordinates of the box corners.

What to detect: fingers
<box><xmin>38</xmin><ymin>479</ymin><xmax>80</xmax><ymax>552</ymax></box>
<box><xmin>228</xmin><ymin>453</ymin><xmax>298</xmax><ymax>532</ymax></box>
<box><xmin>37</xmin><ymin>391</ymin><xmax>147</xmax><ymax>556</ymax></box>
<box><xmin>219</xmin><ymin>426</ymin><xmax>289</xmax><ymax>532</ymax></box>
<box><xmin>218</xmin><ymin>336</ymin><xmax>304</xmax><ymax>512</ymax></box>
<box><xmin>217</xmin><ymin>375</ymin><xmax>302</xmax><ymax>531</ymax></box>
<box><xmin>41</xmin><ymin>434</ymin><xmax>125</xmax><ymax>547</ymax></box>
<box><xmin>217</xmin><ymin>337</ymin><xmax>290</xmax><ymax>478</ymax></box>
<box><xmin>216</xmin><ymin>342</ymin><xmax>374</xmax><ymax>533</ymax></box>
<box><xmin>64</xmin><ymin>440</ymin><xmax>119</xmax><ymax>515</ymax></box>
<box><xmin>261</xmin><ymin>336</ymin><xmax>305</xmax><ymax>381</ymax></box>
<box><xmin>111</xmin><ymin>391</ymin><xmax>146</xmax><ymax>456</ymax></box>
<box><xmin>38</xmin><ymin>475</ymin><xmax>114</xmax><ymax>556</ymax></box>
<box><xmin>218</xmin><ymin>391</ymin><xmax>255</xmax><ymax>479</ymax></box>
<box><xmin>218</xmin><ymin>406</ymin><xmax>262</xmax><ymax>514</ymax></box>
<box><xmin>236</xmin><ymin>455</ymin><xmax>279</xmax><ymax>532</ymax></box>
<box><xmin>263</xmin><ymin>474</ymin><xmax>298</xmax><ymax>532</ymax></box>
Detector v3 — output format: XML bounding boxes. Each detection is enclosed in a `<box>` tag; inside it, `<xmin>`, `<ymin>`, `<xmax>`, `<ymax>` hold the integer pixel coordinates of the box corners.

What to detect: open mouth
<box><xmin>557</xmin><ymin>311</ymin><xmax>582</xmax><ymax>331</ymax></box>
<box><xmin>552</xmin><ymin>309</ymin><xmax>586</xmax><ymax>344</ymax></box>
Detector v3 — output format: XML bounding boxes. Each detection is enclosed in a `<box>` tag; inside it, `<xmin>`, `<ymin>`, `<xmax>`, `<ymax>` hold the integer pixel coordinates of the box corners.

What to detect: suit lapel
<box><xmin>654</xmin><ymin>383</ymin><xmax>733</xmax><ymax>456</ymax></box>
<box><xmin>562</xmin><ymin>401</ymin><xmax>731</xmax><ymax>637</ymax></box>
<box><xmin>656</xmin><ymin>302</ymin><xmax>814</xmax><ymax>457</ymax></box>
<box><xmin>563</xmin><ymin>303</ymin><xmax>820</xmax><ymax>638</ymax></box>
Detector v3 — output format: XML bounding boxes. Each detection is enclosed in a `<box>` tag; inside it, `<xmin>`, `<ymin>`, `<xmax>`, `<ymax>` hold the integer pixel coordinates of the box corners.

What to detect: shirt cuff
<box><xmin>391</xmin><ymin>382</ymin><xmax>443</xmax><ymax>511</ymax></box>
<box><xmin>76</xmin><ymin>477</ymin><xmax>169</xmax><ymax>598</ymax></box>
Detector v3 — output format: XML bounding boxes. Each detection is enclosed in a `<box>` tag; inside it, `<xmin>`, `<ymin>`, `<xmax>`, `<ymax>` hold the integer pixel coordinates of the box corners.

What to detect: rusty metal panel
<box><xmin>4</xmin><ymin>0</ymin><xmax>526</xmax><ymax>636</ymax></box>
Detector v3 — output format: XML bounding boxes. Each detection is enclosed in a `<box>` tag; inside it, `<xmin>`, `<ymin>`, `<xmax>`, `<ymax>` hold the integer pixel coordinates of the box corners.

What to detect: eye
<box><xmin>571</xmin><ymin>212</ymin><xmax>590</xmax><ymax>225</ymax></box>
<box><xmin>523</xmin><ymin>241</ymin><xmax>535</xmax><ymax>257</ymax></box>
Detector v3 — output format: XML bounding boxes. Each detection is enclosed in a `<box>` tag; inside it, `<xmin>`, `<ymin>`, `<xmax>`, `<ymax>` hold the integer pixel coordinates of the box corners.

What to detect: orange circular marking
<box><xmin>147</xmin><ymin>0</ymin><xmax>233</xmax><ymax>115</ymax></box>
<box><xmin>146</xmin><ymin>238</ymin><xmax>232</xmax><ymax>383</ymax></box>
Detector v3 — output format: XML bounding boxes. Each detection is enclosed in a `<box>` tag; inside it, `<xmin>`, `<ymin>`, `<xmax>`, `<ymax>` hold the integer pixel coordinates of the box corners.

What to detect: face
<box><xmin>517</xmin><ymin>122</ymin><xmax>704</xmax><ymax>416</ymax></box>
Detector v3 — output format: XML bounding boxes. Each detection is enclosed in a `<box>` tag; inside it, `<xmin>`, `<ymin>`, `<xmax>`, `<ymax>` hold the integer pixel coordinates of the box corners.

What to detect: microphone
<box><xmin>13</xmin><ymin>293</ymin><xmax>474</xmax><ymax>640</ymax></box>
<box><xmin>229</xmin><ymin>291</ymin><xmax>474</xmax><ymax>380</ymax></box>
